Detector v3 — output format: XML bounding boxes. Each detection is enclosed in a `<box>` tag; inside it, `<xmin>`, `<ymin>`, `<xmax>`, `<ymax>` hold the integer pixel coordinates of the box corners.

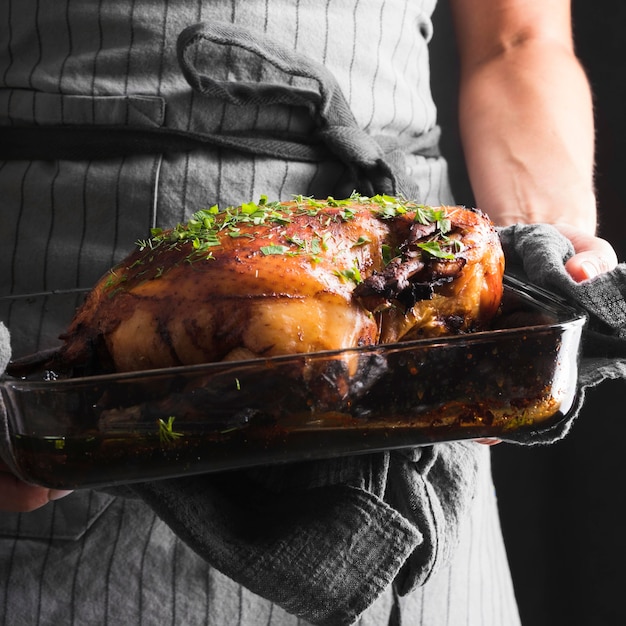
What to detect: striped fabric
<box><xmin>0</xmin><ymin>0</ymin><xmax>449</xmax><ymax>299</ymax></box>
<box><xmin>0</xmin><ymin>448</ymin><xmax>519</xmax><ymax>626</ymax></box>
<box><xmin>0</xmin><ymin>1</ymin><xmax>520</xmax><ymax>624</ymax></box>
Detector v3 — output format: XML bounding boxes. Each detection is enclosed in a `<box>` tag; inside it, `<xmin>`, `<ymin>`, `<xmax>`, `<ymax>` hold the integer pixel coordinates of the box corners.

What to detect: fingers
<box><xmin>554</xmin><ymin>223</ymin><xmax>619</xmax><ymax>282</ymax></box>
<box><xmin>565</xmin><ymin>251</ymin><xmax>616</xmax><ymax>282</ymax></box>
<box><xmin>0</xmin><ymin>461</ymin><xmax>72</xmax><ymax>513</ymax></box>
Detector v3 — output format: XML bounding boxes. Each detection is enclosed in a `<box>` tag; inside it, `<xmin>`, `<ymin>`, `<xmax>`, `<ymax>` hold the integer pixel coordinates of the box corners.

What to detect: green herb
<box><xmin>104</xmin><ymin>272</ymin><xmax>119</xmax><ymax>289</ymax></box>
<box><xmin>335</xmin><ymin>260</ymin><xmax>363</xmax><ymax>284</ymax></box>
<box><xmin>417</xmin><ymin>241</ymin><xmax>455</xmax><ymax>260</ymax></box>
<box><xmin>131</xmin><ymin>193</ymin><xmax>462</xmax><ymax>275</ymax></box>
<box><xmin>310</xmin><ymin>237</ymin><xmax>322</xmax><ymax>254</ymax></box>
<box><xmin>135</xmin><ymin>239</ymin><xmax>154</xmax><ymax>251</ymax></box>
<box><xmin>414</xmin><ymin>206</ymin><xmax>448</xmax><ymax>230</ymax></box>
<box><xmin>260</xmin><ymin>244</ymin><xmax>291</xmax><ymax>256</ymax></box>
<box><xmin>339</xmin><ymin>206</ymin><xmax>358</xmax><ymax>220</ymax></box>
<box><xmin>285</xmin><ymin>234</ymin><xmax>307</xmax><ymax>249</ymax></box>
<box><xmin>366</xmin><ymin>194</ymin><xmax>410</xmax><ymax>218</ymax></box>
<box><xmin>158</xmin><ymin>416</ymin><xmax>184</xmax><ymax>445</ymax></box>
<box><xmin>381</xmin><ymin>243</ymin><xmax>398</xmax><ymax>266</ymax></box>
<box><xmin>416</xmin><ymin>227</ymin><xmax>465</xmax><ymax>259</ymax></box>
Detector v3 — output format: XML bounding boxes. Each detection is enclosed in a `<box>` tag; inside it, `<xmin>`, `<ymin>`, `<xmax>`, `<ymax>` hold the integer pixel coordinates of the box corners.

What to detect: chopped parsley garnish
<box><xmin>127</xmin><ymin>192</ymin><xmax>462</xmax><ymax>279</ymax></box>
<box><xmin>335</xmin><ymin>260</ymin><xmax>363</xmax><ymax>284</ymax></box>
<box><xmin>417</xmin><ymin>240</ymin><xmax>456</xmax><ymax>260</ymax></box>
<box><xmin>260</xmin><ymin>244</ymin><xmax>292</xmax><ymax>256</ymax></box>
<box><xmin>158</xmin><ymin>416</ymin><xmax>183</xmax><ymax>445</ymax></box>
<box><xmin>353</xmin><ymin>235</ymin><xmax>371</xmax><ymax>247</ymax></box>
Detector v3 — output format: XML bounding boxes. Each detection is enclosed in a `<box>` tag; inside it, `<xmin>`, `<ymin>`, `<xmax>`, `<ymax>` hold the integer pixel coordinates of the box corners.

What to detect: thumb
<box><xmin>555</xmin><ymin>223</ymin><xmax>619</xmax><ymax>282</ymax></box>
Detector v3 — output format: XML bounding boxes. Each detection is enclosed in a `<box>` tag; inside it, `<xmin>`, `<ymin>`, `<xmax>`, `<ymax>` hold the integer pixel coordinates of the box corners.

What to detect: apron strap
<box><xmin>0</xmin><ymin>21</ymin><xmax>441</xmax><ymax>200</ymax></box>
<box><xmin>176</xmin><ymin>21</ymin><xmax>440</xmax><ymax>198</ymax></box>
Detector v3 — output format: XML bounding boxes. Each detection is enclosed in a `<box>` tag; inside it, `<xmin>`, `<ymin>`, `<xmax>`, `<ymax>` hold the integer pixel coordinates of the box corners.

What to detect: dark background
<box><xmin>430</xmin><ymin>3</ymin><xmax>626</xmax><ymax>625</ymax></box>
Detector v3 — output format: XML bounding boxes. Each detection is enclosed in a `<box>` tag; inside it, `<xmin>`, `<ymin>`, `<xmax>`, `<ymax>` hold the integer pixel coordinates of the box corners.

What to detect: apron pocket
<box><xmin>0</xmin><ymin>89</ymin><xmax>165</xmax><ymax>128</ymax></box>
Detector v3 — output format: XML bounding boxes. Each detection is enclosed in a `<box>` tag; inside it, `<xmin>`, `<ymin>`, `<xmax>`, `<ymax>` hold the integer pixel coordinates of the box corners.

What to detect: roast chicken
<box><xmin>12</xmin><ymin>194</ymin><xmax>505</xmax><ymax>377</ymax></box>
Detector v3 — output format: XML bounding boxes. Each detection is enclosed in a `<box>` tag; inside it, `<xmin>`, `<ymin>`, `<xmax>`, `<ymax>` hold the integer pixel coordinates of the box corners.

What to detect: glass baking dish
<box><xmin>0</xmin><ymin>274</ymin><xmax>586</xmax><ymax>489</ymax></box>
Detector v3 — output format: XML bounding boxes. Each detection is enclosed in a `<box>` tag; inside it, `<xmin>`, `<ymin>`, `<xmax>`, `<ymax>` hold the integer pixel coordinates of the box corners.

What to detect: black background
<box><xmin>431</xmin><ymin>3</ymin><xmax>626</xmax><ymax>625</ymax></box>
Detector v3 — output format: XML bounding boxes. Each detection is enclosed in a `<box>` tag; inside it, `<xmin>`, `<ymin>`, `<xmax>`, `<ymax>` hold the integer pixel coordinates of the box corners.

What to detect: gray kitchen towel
<box><xmin>499</xmin><ymin>224</ymin><xmax>626</xmax><ymax>444</ymax></box>
<box><xmin>129</xmin><ymin>225</ymin><xmax>626</xmax><ymax>624</ymax></box>
<box><xmin>2</xmin><ymin>223</ymin><xmax>626</xmax><ymax>626</ymax></box>
<box><xmin>133</xmin><ymin>441</ymin><xmax>480</xmax><ymax>626</ymax></box>
<box><xmin>128</xmin><ymin>224</ymin><xmax>626</xmax><ymax>626</ymax></box>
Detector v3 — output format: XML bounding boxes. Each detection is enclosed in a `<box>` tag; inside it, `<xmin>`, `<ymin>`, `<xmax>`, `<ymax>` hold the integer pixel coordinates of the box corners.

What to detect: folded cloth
<box><xmin>498</xmin><ymin>224</ymin><xmax>626</xmax><ymax>443</ymax></box>
<box><xmin>130</xmin><ymin>225</ymin><xmax>626</xmax><ymax>624</ymax></box>
<box><xmin>2</xmin><ymin>224</ymin><xmax>626</xmax><ymax>625</ymax></box>
<box><xmin>135</xmin><ymin>443</ymin><xmax>480</xmax><ymax>626</ymax></box>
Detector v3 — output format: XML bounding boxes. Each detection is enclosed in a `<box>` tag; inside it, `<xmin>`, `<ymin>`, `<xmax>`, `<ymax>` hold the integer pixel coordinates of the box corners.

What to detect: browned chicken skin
<box><xmin>45</xmin><ymin>194</ymin><xmax>505</xmax><ymax>374</ymax></box>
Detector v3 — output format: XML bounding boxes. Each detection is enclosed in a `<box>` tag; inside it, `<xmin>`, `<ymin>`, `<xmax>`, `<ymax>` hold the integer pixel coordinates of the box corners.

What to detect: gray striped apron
<box><xmin>0</xmin><ymin>7</ymin><xmax>520</xmax><ymax>626</ymax></box>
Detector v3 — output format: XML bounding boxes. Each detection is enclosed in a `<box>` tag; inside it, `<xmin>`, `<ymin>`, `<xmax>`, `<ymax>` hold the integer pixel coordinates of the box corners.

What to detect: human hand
<box><xmin>0</xmin><ymin>460</ymin><xmax>72</xmax><ymax>512</ymax></box>
<box><xmin>553</xmin><ymin>223</ymin><xmax>619</xmax><ymax>282</ymax></box>
<box><xmin>474</xmin><ymin>223</ymin><xmax>618</xmax><ymax>449</ymax></box>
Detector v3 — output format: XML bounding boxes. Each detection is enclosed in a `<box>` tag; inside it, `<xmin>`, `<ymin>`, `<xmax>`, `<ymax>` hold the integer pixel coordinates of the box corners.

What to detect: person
<box><xmin>0</xmin><ymin>1</ymin><xmax>618</xmax><ymax>624</ymax></box>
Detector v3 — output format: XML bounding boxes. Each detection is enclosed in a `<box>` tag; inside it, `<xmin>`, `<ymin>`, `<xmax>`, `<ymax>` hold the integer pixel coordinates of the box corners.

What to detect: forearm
<box><xmin>458</xmin><ymin>39</ymin><xmax>596</xmax><ymax>233</ymax></box>
<box><xmin>449</xmin><ymin>0</ymin><xmax>597</xmax><ymax>235</ymax></box>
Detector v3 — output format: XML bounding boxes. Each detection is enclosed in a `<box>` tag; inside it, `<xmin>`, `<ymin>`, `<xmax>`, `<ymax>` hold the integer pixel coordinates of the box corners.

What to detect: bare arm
<box><xmin>449</xmin><ymin>0</ymin><xmax>617</xmax><ymax>279</ymax></box>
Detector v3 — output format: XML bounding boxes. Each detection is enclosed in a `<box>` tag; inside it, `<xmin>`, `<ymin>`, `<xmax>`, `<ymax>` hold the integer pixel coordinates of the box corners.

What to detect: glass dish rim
<box><xmin>1</xmin><ymin>273</ymin><xmax>588</xmax><ymax>390</ymax></box>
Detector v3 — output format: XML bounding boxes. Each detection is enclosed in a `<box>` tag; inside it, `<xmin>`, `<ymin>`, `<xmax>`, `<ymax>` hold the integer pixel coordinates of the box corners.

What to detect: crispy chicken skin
<box><xmin>51</xmin><ymin>194</ymin><xmax>505</xmax><ymax>374</ymax></box>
